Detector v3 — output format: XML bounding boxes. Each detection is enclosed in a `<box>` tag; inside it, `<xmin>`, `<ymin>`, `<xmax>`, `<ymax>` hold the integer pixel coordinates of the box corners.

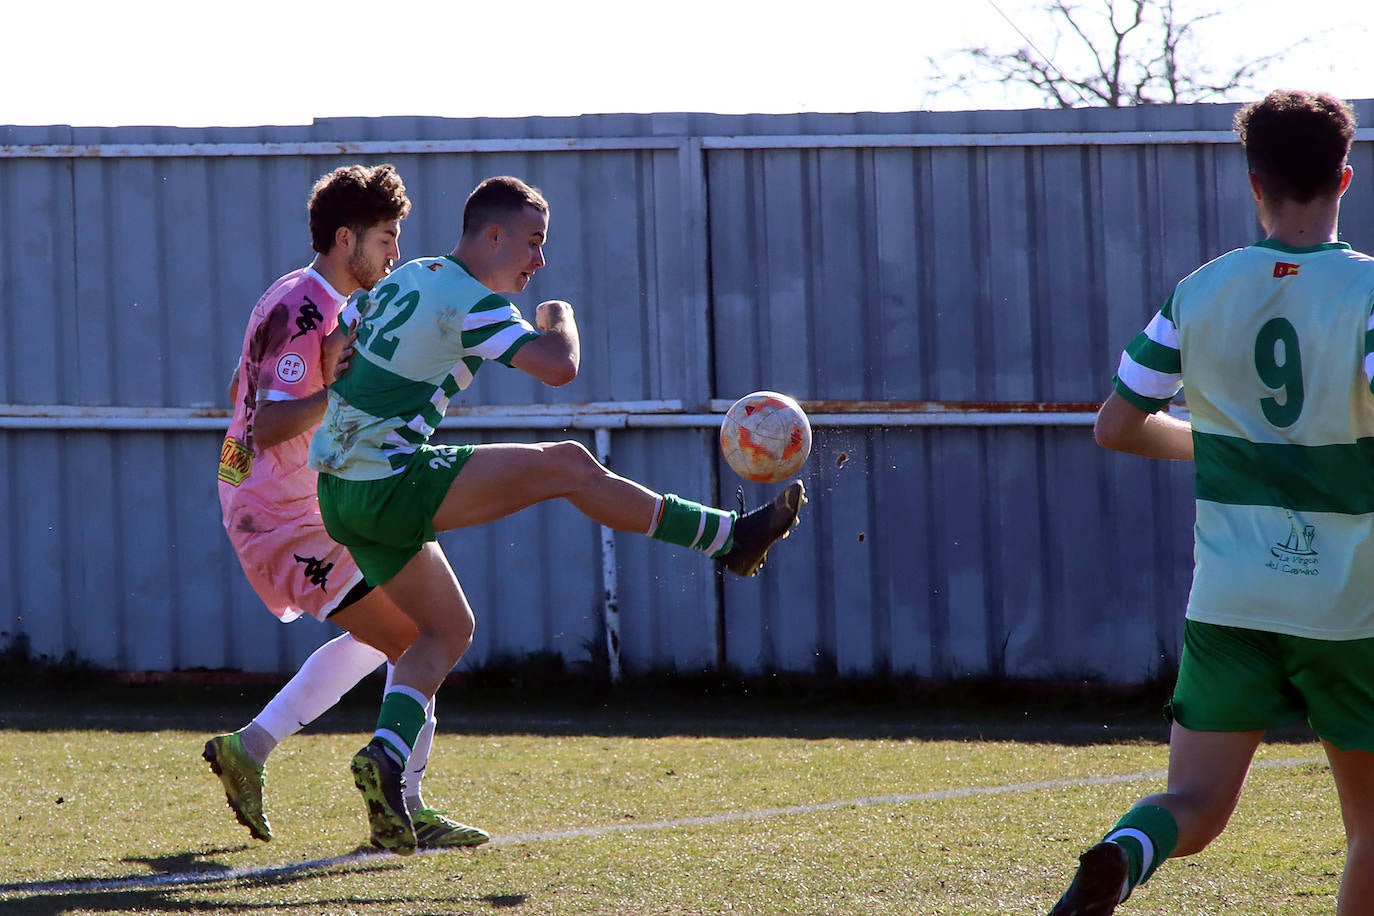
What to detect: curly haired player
<box><xmin>207</xmin><ymin>163</ymin><xmax>486</xmax><ymax>850</ymax></box>
<box><xmin>1050</xmin><ymin>90</ymin><xmax>1374</xmax><ymax>916</ymax></box>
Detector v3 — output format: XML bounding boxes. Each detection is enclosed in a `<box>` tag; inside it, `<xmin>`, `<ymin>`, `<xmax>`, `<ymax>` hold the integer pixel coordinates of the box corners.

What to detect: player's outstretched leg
<box><xmin>412</xmin><ymin>808</ymin><xmax>491</xmax><ymax>848</ymax></box>
<box><xmin>203</xmin><ymin>733</ymin><xmax>272</xmax><ymax>842</ymax></box>
<box><xmin>1048</xmin><ymin>842</ymin><xmax>1129</xmax><ymax>915</ymax></box>
<box><xmin>717</xmin><ymin>480</ymin><xmax>807</xmax><ymax>577</ymax></box>
<box><xmin>351</xmin><ymin>740</ymin><xmax>416</xmax><ymax>855</ymax></box>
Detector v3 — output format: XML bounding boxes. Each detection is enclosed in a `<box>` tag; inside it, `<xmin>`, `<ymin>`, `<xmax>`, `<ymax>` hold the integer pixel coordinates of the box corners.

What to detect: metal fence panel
<box><xmin>3</xmin><ymin>102</ymin><xmax>1371</xmax><ymax>681</ymax></box>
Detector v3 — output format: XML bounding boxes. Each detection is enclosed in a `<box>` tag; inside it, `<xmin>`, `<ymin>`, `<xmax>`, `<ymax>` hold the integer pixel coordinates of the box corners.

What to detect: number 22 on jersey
<box><xmin>355</xmin><ymin>282</ymin><xmax>420</xmax><ymax>361</ymax></box>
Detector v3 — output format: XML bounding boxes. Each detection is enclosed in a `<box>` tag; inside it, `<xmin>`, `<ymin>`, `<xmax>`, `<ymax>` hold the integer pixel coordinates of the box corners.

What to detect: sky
<box><xmin>5</xmin><ymin>0</ymin><xmax>1372</xmax><ymax>128</ymax></box>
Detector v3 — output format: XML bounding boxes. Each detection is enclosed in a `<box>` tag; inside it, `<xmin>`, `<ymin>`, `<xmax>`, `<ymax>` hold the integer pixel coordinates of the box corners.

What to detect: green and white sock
<box><xmin>1103</xmin><ymin>804</ymin><xmax>1179</xmax><ymax>900</ymax></box>
<box><xmin>648</xmin><ymin>494</ymin><xmax>736</xmax><ymax>557</ymax></box>
<box><xmin>372</xmin><ymin>686</ymin><xmax>430</xmax><ymax>766</ymax></box>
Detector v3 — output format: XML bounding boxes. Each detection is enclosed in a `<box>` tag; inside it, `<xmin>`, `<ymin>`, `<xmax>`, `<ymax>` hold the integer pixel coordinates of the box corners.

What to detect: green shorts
<box><xmin>317</xmin><ymin>443</ymin><xmax>475</xmax><ymax>586</ymax></box>
<box><xmin>1169</xmin><ymin>618</ymin><xmax>1374</xmax><ymax>751</ymax></box>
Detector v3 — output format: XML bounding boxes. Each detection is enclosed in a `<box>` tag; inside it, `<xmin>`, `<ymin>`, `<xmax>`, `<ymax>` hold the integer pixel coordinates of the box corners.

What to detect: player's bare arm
<box><xmin>253</xmin><ymin>394</ymin><xmax>332</xmax><ymax>450</ymax></box>
<box><xmin>253</xmin><ymin>327</ymin><xmax>354</xmax><ymax>450</ymax></box>
<box><xmin>1094</xmin><ymin>390</ymin><xmax>1193</xmax><ymax>460</ymax></box>
<box><xmin>510</xmin><ymin>299</ymin><xmax>579</xmax><ymax>386</ymax></box>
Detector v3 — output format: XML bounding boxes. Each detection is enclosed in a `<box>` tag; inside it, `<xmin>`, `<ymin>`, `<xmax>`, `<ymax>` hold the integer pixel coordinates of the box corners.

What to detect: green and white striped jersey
<box><xmin>1115</xmin><ymin>240</ymin><xmax>1374</xmax><ymax>639</ymax></box>
<box><xmin>308</xmin><ymin>255</ymin><xmax>538</xmax><ymax>481</ymax></box>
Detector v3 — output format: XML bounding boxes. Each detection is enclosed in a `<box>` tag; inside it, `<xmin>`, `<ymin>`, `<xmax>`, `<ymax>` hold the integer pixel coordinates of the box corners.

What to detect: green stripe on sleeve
<box><xmin>1113</xmin><ymin>376</ymin><xmax>1174</xmax><ymax>413</ymax></box>
<box><xmin>1124</xmin><ymin>332</ymin><xmax>1181</xmax><ymax>374</ymax></box>
<box><xmin>1194</xmin><ymin>431</ymin><xmax>1374</xmax><ymax>514</ymax></box>
<box><xmin>497</xmin><ymin>331</ymin><xmax>539</xmax><ymax>365</ymax></box>
<box><xmin>463</xmin><ymin>321</ymin><xmax>519</xmax><ymax>348</ymax></box>
<box><xmin>470</xmin><ymin>293</ymin><xmax>514</xmax><ymax>314</ymax></box>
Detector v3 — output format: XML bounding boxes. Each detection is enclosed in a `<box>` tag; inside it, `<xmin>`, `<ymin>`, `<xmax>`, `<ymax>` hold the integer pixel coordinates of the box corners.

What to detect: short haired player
<box><xmin>207</xmin><ymin>163</ymin><xmax>487</xmax><ymax>849</ymax></box>
<box><xmin>308</xmin><ymin>175</ymin><xmax>807</xmax><ymax>855</ymax></box>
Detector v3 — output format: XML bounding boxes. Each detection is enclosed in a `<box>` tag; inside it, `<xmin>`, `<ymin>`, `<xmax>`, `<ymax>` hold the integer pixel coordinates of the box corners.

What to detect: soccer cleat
<box><xmin>202</xmin><ymin>733</ymin><xmax>272</xmax><ymax>842</ymax></box>
<box><xmin>1048</xmin><ymin>841</ymin><xmax>1130</xmax><ymax>916</ymax></box>
<box><xmin>412</xmin><ymin>808</ymin><xmax>491</xmax><ymax>849</ymax></box>
<box><xmin>351</xmin><ymin>741</ymin><xmax>416</xmax><ymax>856</ymax></box>
<box><xmin>717</xmin><ymin>479</ymin><xmax>807</xmax><ymax>577</ymax></box>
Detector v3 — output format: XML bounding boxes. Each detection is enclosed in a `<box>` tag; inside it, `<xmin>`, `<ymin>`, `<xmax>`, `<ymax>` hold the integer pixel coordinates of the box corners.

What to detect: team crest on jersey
<box><xmin>1265</xmin><ymin>511</ymin><xmax>1318</xmax><ymax>577</ymax></box>
<box><xmin>276</xmin><ymin>352</ymin><xmax>307</xmax><ymax>383</ymax></box>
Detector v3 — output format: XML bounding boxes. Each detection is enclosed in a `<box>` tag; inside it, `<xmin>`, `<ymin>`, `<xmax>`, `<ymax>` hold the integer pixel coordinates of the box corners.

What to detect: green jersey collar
<box><xmin>444</xmin><ymin>254</ymin><xmax>476</xmax><ymax>277</ymax></box>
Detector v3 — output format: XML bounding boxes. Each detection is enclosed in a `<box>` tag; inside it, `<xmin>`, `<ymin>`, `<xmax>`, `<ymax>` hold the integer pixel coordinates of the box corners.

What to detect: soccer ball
<box><xmin>719</xmin><ymin>391</ymin><xmax>812</xmax><ymax>483</ymax></box>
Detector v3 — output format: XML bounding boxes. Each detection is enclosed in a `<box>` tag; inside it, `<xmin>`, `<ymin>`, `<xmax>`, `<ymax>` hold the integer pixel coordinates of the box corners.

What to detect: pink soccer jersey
<box><xmin>219</xmin><ymin>267</ymin><xmax>363</xmax><ymax>621</ymax></box>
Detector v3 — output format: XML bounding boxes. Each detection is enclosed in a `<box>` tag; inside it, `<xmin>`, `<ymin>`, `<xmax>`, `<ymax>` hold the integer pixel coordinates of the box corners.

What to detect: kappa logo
<box><xmin>1273</xmin><ymin>262</ymin><xmax>1300</xmax><ymax>278</ymax></box>
<box><xmin>294</xmin><ymin>553</ymin><xmax>333</xmax><ymax>590</ymax></box>
<box><xmin>291</xmin><ymin>297</ymin><xmax>326</xmax><ymax>340</ymax></box>
<box><xmin>276</xmin><ymin>352</ymin><xmax>307</xmax><ymax>383</ymax></box>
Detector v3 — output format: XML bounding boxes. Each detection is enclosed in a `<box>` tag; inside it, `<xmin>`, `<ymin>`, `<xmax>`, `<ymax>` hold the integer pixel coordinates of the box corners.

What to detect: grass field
<box><xmin>0</xmin><ymin>677</ymin><xmax>1347</xmax><ymax>915</ymax></box>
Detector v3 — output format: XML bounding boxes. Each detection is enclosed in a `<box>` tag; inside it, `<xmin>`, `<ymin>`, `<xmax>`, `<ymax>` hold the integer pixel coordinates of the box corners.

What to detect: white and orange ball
<box><xmin>719</xmin><ymin>391</ymin><xmax>812</xmax><ymax>483</ymax></box>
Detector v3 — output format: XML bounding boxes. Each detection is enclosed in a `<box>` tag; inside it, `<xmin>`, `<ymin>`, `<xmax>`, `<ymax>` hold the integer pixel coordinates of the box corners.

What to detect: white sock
<box><xmin>404</xmin><ymin>697</ymin><xmax>438</xmax><ymax>816</ymax></box>
<box><xmin>382</xmin><ymin>664</ymin><xmax>438</xmax><ymax>816</ymax></box>
<box><xmin>252</xmin><ymin>633</ymin><xmax>386</xmax><ymax>753</ymax></box>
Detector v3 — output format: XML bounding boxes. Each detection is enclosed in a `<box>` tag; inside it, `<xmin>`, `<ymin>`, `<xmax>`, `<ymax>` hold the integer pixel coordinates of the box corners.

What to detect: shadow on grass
<box><xmin>0</xmin><ymin>847</ymin><xmax>497</xmax><ymax>915</ymax></box>
<box><xmin>0</xmin><ymin>658</ymin><xmax>1319</xmax><ymax>747</ymax></box>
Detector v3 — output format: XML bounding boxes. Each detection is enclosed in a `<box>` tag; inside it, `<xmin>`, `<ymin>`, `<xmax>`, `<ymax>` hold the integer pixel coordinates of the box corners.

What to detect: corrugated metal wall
<box><xmin>4</xmin><ymin>102</ymin><xmax>1372</xmax><ymax>682</ymax></box>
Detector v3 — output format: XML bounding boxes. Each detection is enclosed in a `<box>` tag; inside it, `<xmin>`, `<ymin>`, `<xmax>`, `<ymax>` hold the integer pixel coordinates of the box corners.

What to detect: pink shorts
<box><xmin>225</xmin><ymin>507</ymin><xmax>365</xmax><ymax>623</ymax></box>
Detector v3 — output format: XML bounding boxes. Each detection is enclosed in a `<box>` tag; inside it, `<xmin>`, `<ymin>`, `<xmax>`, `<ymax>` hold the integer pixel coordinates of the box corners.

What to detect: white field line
<box><xmin>0</xmin><ymin>755</ymin><xmax>1320</xmax><ymax>898</ymax></box>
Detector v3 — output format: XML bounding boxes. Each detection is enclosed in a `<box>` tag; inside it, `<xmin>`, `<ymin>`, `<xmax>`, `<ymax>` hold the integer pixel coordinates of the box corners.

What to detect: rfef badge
<box><xmin>276</xmin><ymin>352</ymin><xmax>307</xmax><ymax>383</ymax></box>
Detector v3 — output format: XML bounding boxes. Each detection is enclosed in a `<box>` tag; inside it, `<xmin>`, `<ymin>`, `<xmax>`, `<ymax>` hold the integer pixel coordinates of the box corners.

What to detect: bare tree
<box><xmin>933</xmin><ymin>0</ymin><xmax>1323</xmax><ymax>108</ymax></box>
